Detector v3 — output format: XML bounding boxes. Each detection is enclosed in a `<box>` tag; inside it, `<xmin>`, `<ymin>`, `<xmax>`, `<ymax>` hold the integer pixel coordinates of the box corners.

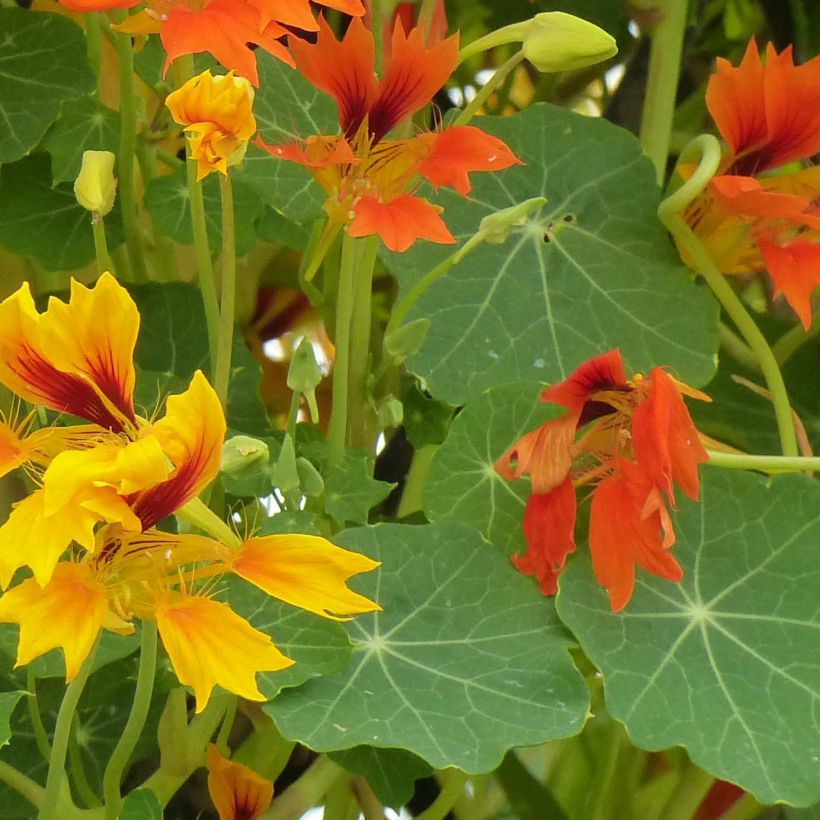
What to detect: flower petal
<box><xmin>207</xmin><ymin>744</ymin><xmax>274</xmax><ymax>820</ymax></box>
<box><xmin>416</xmin><ymin>126</ymin><xmax>523</xmax><ymax>195</ymax></box>
<box><xmin>131</xmin><ymin>371</ymin><xmax>225</xmax><ymax>528</ymax></box>
<box><xmin>348</xmin><ymin>194</ymin><xmax>456</xmax><ymax>251</ymax></box>
<box><xmin>155</xmin><ymin>595</ymin><xmax>293</xmax><ymax>713</ymax></box>
<box><xmin>758</xmin><ymin>238</ymin><xmax>820</xmax><ymax>330</ymax></box>
<box><xmin>632</xmin><ymin>368</ymin><xmax>709</xmax><ymax>504</ymax></box>
<box><xmin>229</xmin><ymin>535</ymin><xmax>381</xmax><ymax>620</ymax></box>
<box><xmin>511</xmin><ymin>479</ymin><xmax>577</xmax><ymax>595</ymax></box>
<box><xmin>540</xmin><ymin>349</ymin><xmax>629</xmax><ymax>414</ymax></box>
<box><xmin>0</xmin><ymin>562</ymin><xmax>108</xmax><ymax>681</ymax></box>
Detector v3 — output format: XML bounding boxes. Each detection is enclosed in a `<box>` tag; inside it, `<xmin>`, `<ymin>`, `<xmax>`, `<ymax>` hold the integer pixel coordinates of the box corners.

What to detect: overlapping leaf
<box><xmin>265</xmin><ymin>522</ymin><xmax>589</xmax><ymax>772</ymax></box>
<box><xmin>0</xmin><ymin>9</ymin><xmax>94</xmax><ymax>163</ymax></box>
<box><xmin>425</xmin><ymin>383</ymin><xmax>560</xmax><ymax>557</ymax></box>
<box><xmin>557</xmin><ymin>468</ymin><xmax>820</xmax><ymax>806</ymax></box>
<box><xmin>382</xmin><ymin>104</ymin><xmax>719</xmax><ymax>404</ymax></box>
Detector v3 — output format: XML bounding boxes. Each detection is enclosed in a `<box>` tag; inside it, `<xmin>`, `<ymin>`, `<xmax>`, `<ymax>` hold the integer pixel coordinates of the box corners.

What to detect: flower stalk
<box><xmin>214</xmin><ymin>172</ymin><xmax>237</xmax><ymax>411</ymax></box>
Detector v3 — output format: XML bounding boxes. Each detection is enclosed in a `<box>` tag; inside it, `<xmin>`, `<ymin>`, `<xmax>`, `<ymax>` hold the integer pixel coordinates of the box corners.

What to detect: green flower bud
<box><xmin>271</xmin><ymin>434</ymin><xmax>300</xmax><ymax>494</ymax></box>
<box><xmin>296</xmin><ymin>457</ymin><xmax>325</xmax><ymax>497</ymax></box>
<box><xmin>74</xmin><ymin>150</ymin><xmax>117</xmax><ymax>217</ymax></box>
<box><xmin>384</xmin><ymin>318</ymin><xmax>430</xmax><ymax>365</ymax></box>
<box><xmin>221</xmin><ymin>435</ymin><xmax>269</xmax><ymax>478</ymax></box>
<box><xmin>287</xmin><ymin>337</ymin><xmax>322</xmax><ymax>423</ymax></box>
<box><xmin>377</xmin><ymin>396</ymin><xmax>404</xmax><ymax>429</ymax></box>
<box><xmin>479</xmin><ymin>197</ymin><xmax>547</xmax><ymax>244</ymax></box>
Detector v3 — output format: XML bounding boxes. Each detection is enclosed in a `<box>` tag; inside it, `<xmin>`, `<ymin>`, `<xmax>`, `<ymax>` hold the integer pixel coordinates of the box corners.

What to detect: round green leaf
<box><xmin>425</xmin><ymin>382</ymin><xmax>560</xmax><ymax>557</ymax></box>
<box><xmin>0</xmin><ymin>8</ymin><xmax>95</xmax><ymax>163</ymax></box>
<box><xmin>383</xmin><ymin>104</ymin><xmax>719</xmax><ymax>403</ymax></box>
<box><xmin>557</xmin><ymin>468</ymin><xmax>820</xmax><ymax>806</ymax></box>
<box><xmin>264</xmin><ymin>522</ymin><xmax>589</xmax><ymax>772</ymax></box>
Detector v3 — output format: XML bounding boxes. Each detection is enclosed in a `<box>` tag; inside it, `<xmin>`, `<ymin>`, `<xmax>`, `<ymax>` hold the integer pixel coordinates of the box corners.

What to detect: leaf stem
<box><xmin>639</xmin><ymin>0</ymin><xmax>689</xmax><ymax>183</ymax></box>
<box><xmin>214</xmin><ymin>173</ymin><xmax>237</xmax><ymax>411</ymax></box>
<box><xmin>658</xmin><ymin>135</ymin><xmax>798</xmax><ymax>457</ymax></box>
<box><xmin>0</xmin><ymin>760</ymin><xmax>44</xmax><ymax>810</ymax></box>
<box><xmin>718</xmin><ymin>323</ymin><xmax>758</xmax><ymax>371</ymax></box>
<box><xmin>27</xmin><ymin>668</ymin><xmax>52</xmax><ymax>762</ymax></box>
<box><xmin>92</xmin><ymin>217</ymin><xmax>113</xmax><ymax>276</ymax></box>
<box><xmin>706</xmin><ymin>450</ymin><xmax>819</xmax><ymax>472</ymax></box>
<box><xmin>657</xmin><ymin>764</ymin><xmax>713</xmax><ymax>820</ymax></box>
<box><xmin>109</xmin><ymin>13</ymin><xmax>148</xmax><ymax>282</ymax></box>
<box><xmin>415</xmin><ymin>769</ymin><xmax>469</xmax><ymax>820</ymax></box>
<box><xmin>69</xmin><ymin>718</ymin><xmax>102</xmax><ymax>808</ymax></box>
<box><xmin>102</xmin><ymin>622</ymin><xmax>158</xmax><ymax>820</ymax></box>
<box><xmin>454</xmin><ymin>51</ymin><xmax>526</xmax><ymax>127</ymax></box>
<box><xmin>261</xmin><ymin>755</ymin><xmax>344</xmax><ymax>820</ymax></box>
<box><xmin>40</xmin><ymin>642</ymin><xmax>99</xmax><ymax>820</ymax></box>
<box><xmin>85</xmin><ymin>13</ymin><xmax>103</xmax><ymax>87</ymax></box>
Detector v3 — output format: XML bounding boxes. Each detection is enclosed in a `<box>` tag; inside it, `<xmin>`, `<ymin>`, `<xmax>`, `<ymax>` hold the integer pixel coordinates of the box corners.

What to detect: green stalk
<box><xmin>214</xmin><ymin>173</ymin><xmax>237</xmax><ymax>411</ymax></box>
<box><xmin>658</xmin><ymin>136</ymin><xmax>798</xmax><ymax>457</ymax></box>
<box><xmin>772</xmin><ymin>319</ymin><xmax>820</xmax><ymax>366</ymax></box>
<box><xmin>102</xmin><ymin>622</ymin><xmax>158</xmax><ymax>820</ymax></box>
<box><xmin>454</xmin><ymin>51</ymin><xmax>526</xmax><ymax>127</ymax></box>
<box><xmin>92</xmin><ymin>218</ymin><xmax>113</xmax><ymax>275</ymax></box>
<box><xmin>27</xmin><ymin>667</ymin><xmax>52</xmax><ymax>762</ymax></box>
<box><xmin>326</xmin><ymin>234</ymin><xmax>360</xmax><ymax>465</ymax></box>
<box><xmin>639</xmin><ymin>0</ymin><xmax>690</xmax><ymax>183</ymax></box>
<box><xmin>85</xmin><ymin>13</ymin><xmax>103</xmax><ymax>87</ymax></box>
<box><xmin>718</xmin><ymin>793</ymin><xmax>765</xmax><ymax>820</ymax></box>
<box><xmin>706</xmin><ymin>450</ymin><xmax>820</xmax><ymax>472</ymax></box>
<box><xmin>657</xmin><ymin>764</ymin><xmax>714</xmax><ymax>820</ymax></box>
<box><xmin>418</xmin><ymin>0</ymin><xmax>438</xmax><ymax>37</ymax></box>
<box><xmin>40</xmin><ymin>644</ymin><xmax>99</xmax><ymax>820</ymax></box>
<box><xmin>261</xmin><ymin>755</ymin><xmax>344</xmax><ymax>820</ymax></box>
<box><xmin>0</xmin><ymin>760</ymin><xmax>44</xmax><ymax>810</ymax></box>
<box><xmin>719</xmin><ymin>323</ymin><xmax>758</xmax><ymax>371</ymax></box>
<box><xmin>415</xmin><ymin>769</ymin><xmax>469</xmax><ymax>820</ymax></box>
<box><xmin>69</xmin><ymin>719</ymin><xmax>102</xmax><ymax>808</ymax></box>
<box><xmin>347</xmin><ymin>236</ymin><xmax>379</xmax><ymax>451</ymax></box>
<box><xmin>397</xmin><ymin>444</ymin><xmax>437</xmax><ymax>518</ymax></box>
<box><xmin>110</xmin><ymin>13</ymin><xmax>148</xmax><ymax>282</ymax></box>
<box><xmin>214</xmin><ymin>696</ymin><xmax>237</xmax><ymax>754</ymax></box>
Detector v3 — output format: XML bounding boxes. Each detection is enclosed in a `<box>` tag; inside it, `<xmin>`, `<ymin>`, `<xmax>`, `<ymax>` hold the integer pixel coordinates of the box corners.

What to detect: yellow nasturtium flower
<box><xmin>0</xmin><ymin>274</ymin><xmax>381</xmax><ymax>710</ymax></box>
<box><xmin>166</xmin><ymin>70</ymin><xmax>256</xmax><ymax>180</ymax></box>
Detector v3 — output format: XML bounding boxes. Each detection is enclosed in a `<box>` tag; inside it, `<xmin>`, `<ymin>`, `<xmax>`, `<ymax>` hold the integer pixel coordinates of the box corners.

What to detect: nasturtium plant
<box><xmin>0</xmin><ymin>1</ymin><xmax>817</xmax><ymax>818</ymax></box>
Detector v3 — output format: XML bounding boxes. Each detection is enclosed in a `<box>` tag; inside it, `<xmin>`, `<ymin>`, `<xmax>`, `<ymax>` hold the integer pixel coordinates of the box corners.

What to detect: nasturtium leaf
<box><xmin>324</xmin><ymin>451</ymin><xmax>395</xmax><ymax>525</ymax></box>
<box><xmin>121</xmin><ymin>789</ymin><xmax>163</xmax><ymax>820</ymax></box>
<box><xmin>131</xmin><ymin>283</ymin><xmax>271</xmax><ymax>436</ymax></box>
<box><xmin>257</xmin><ymin>207</ymin><xmax>310</xmax><ymax>251</ymax></box>
<box><xmin>0</xmin><ymin>9</ymin><xmax>95</xmax><ymax>163</ymax></box>
<box><xmin>234</xmin><ymin>51</ymin><xmax>338</xmax><ymax>220</ymax></box>
<box><xmin>143</xmin><ymin>168</ymin><xmax>265</xmax><ymax>256</ymax></box>
<box><xmin>557</xmin><ymin>468</ymin><xmax>820</xmax><ymax>806</ymax></box>
<box><xmin>264</xmin><ymin>522</ymin><xmax>589</xmax><ymax>772</ymax></box>
<box><xmin>401</xmin><ymin>378</ymin><xmax>454</xmax><ymax>448</ymax></box>
<box><xmin>223</xmin><ymin>577</ymin><xmax>352</xmax><ymax>699</ymax></box>
<box><xmin>41</xmin><ymin>96</ymin><xmax>121</xmax><ymax>184</ymax></box>
<box><xmin>382</xmin><ymin>104</ymin><xmax>719</xmax><ymax>404</ymax></box>
<box><xmin>0</xmin><ymin>153</ymin><xmax>123</xmax><ymax>271</ymax></box>
<box><xmin>0</xmin><ymin>691</ymin><xmax>26</xmax><ymax>748</ymax></box>
<box><xmin>330</xmin><ymin>746</ymin><xmax>432</xmax><ymax>808</ymax></box>
<box><xmin>425</xmin><ymin>383</ymin><xmax>560</xmax><ymax>557</ymax></box>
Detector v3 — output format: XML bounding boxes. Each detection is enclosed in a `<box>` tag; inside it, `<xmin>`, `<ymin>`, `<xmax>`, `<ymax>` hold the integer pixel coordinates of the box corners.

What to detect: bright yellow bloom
<box><xmin>206</xmin><ymin>744</ymin><xmax>274</xmax><ymax>820</ymax></box>
<box><xmin>166</xmin><ymin>70</ymin><xmax>256</xmax><ymax>181</ymax></box>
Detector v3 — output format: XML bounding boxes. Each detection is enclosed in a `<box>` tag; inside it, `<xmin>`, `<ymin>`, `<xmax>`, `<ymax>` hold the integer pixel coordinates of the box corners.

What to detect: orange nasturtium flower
<box><xmin>257</xmin><ymin>17</ymin><xmax>523</xmax><ymax>252</ymax></box>
<box><xmin>0</xmin><ymin>275</ymin><xmax>380</xmax><ymax>710</ymax></box>
<box><xmin>166</xmin><ymin>70</ymin><xmax>256</xmax><ymax>180</ymax></box>
<box><xmin>495</xmin><ymin>350</ymin><xmax>709</xmax><ymax>612</ymax></box>
<box><xmin>685</xmin><ymin>38</ymin><xmax>820</xmax><ymax>329</ymax></box>
<box><xmin>207</xmin><ymin>744</ymin><xmax>274</xmax><ymax>820</ymax></box>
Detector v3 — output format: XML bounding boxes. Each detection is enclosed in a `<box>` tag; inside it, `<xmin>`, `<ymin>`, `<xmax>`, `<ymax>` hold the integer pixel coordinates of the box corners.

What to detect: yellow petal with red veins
<box><xmin>0</xmin><ymin>562</ymin><xmax>108</xmax><ymax>680</ymax></box>
<box><xmin>155</xmin><ymin>595</ymin><xmax>293</xmax><ymax>713</ymax></box>
<box><xmin>206</xmin><ymin>744</ymin><xmax>274</xmax><ymax>820</ymax></box>
<box><xmin>229</xmin><ymin>535</ymin><xmax>381</xmax><ymax>621</ymax></box>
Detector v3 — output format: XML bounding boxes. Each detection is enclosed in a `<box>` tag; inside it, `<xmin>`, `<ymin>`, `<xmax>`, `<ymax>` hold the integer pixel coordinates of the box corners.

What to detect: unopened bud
<box><xmin>74</xmin><ymin>150</ymin><xmax>117</xmax><ymax>217</ymax></box>
<box><xmin>377</xmin><ymin>397</ymin><xmax>404</xmax><ymax>429</ymax></box>
<box><xmin>221</xmin><ymin>435</ymin><xmax>269</xmax><ymax>477</ymax></box>
<box><xmin>384</xmin><ymin>318</ymin><xmax>430</xmax><ymax>365</ymax></box>
<box><xmin>479</xmin><ymin>197</ymin><xmax>546</xmax><ymax>244</ymax></box>
<box><xmin>296</xmin><ymin>457</ymin><xmax>325</xmax><ymax>497</ymax></box>
<box><xmin>287</xmin><ymin>337</ymin><xmax>322</xmax><ymax>422</ymax></box>
<box><xmin>271</xmin><ymin>434</ymin><xmax>300</xmax><ymax>494</ymax></box>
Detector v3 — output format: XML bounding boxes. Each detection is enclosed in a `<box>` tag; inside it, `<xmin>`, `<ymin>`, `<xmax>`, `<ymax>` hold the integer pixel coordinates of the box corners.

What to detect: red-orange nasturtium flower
<box><xmin>494</xmin><ymin>350</ymin><xmax>709</xmax><ymax>612</ymax></box>
<box><xmin>257</xmin><ymin>17</ymin><xmax>523</xmax><ymax>252</ymax></box>
<box><xmin>0</xmin><ymin>275</ymin><xmax>381</xmax><ymax>710</ymax></box>
<box><xmin>206</xmin><ymin>744</ymin><xmax>274</xmax><ymax>820</ymax></box>
<box><xmin>685</xmin><ymin>38</ymin><xmax>820</xmax><ymax>329</ymax></box>
<box><xmin>166</xmin><ymin>70</ymin><xmax>256</xmax><ymax>180</ymax></box>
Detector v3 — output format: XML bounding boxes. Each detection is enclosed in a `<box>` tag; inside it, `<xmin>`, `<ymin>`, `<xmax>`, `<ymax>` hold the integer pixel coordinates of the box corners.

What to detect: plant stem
<box><xmin>261</xmin><ymin>755</ymin><xmax>344</xmax><ymax>820</ymax></box>
<box><xmin>719</xmin><ymin>323</ymin><xmax>758</xmax><ymax>371</ymax></box>
<box><xmin>69</xmin><ymin>718</ymin><xmax>102</xmax><ymax>808</ymax></box>
<box><xmin>178</xmin><ymin>497</ymin><xmax>241</xmax><ymax>547</ymax></box>
<box><xmin>352</xmin><ymin>776</ymin><xmax>385</xmax><ymax>820</ymax></box>
<box><xmin>27</xmin><ymin>667</ymin><xmax>52</xmax><ymax>762</ymax></box>
<box><xmin>418</xmin><ymin>0</ymin><xmax>437</xmax><ymax>37</ymax></box>
<box><xmin>327</xmin><ymin>234</ymin><xmax>360</xmax><ymax>465</ymax></box>
<box><xmin>718</xmin><ymin>793</ymin><xmax>765</xmax><ymax>820</ymax></box>
<box><xmin>589</xmin><ymin>724</ymin><xmax>625</xmax><ymax>820</ymax></box>
<box><xmin>102</xmin><ymin>622</ymin><xmax>158</xmax><ymax>820</ymax></box>
<box><xmin>40</xmin><ymin>643</ymin><xmax>99</xmax><ymax>820</ymax></box>
<box><xmin>657</xmin><ymin>764</ymin><xmax>714</xmax><ymax>820</ymax></box>
<box><xmin>639</xmin><ymin>0</ymin><xmax>689</xmax><ymax>184</ymax></box>
<box><xmin>214</xmin><ymin>173</ymin><xmax>237</xmax><ymax>411</ymax></box>
<box><xmin>658</xmin><ymin>135</ymin><xmax>798</xmax><ymax>458</ymax></box>
<box><xmin>92</xmin><ymin>217</ymin><xmax>113</xmax><ymax>275</ymax></box>
<box><xmin>397</xmin><ymin>444</ymin><xmax>436</xmax><ymax>518</ymax></box>
<box><xmin>214</xmin><ymin>696</ymin><xmax>237</xmax><ymax>753</ymax></box>
<box><xmin>347</xmin><ymin>236</ymin><xmax>379</xmax><ymax>451</ymax></box>
<box><xmin>415</xmin><ymin>769</ymin><xmax>469</xmax><ymax>820</ymax></box>
<box><xmin>0</xmin><ymin>760</ymin><xmax>44</xmax><ymax>810</ymax></box>
<box><xmin>706</xmin><ymin>450</ymin><xmax>819</xmax><ymax>472</ymax></box>
<box><xmin>454</xmin><ymin>51</ymin><xmax>526</xmax><ymax>127</ymax></box>
<box><xmin>495</xmin><ymin>751</ymin><xmax>567</xmax><ymax>820</ymax></box>
<box><xmin>110</xmin><ymin>13</ymin><xmax>148</xmax><ymax>282</ymax></box>
<box><xmin>772</xmin><ymin>318</ymin><xmax>819</xmax><ymax>366</ymax></box>
<box><xmin>85</xmin><ymin>13</ymin><xmax>103</xmax><ymax>88</ymax></box>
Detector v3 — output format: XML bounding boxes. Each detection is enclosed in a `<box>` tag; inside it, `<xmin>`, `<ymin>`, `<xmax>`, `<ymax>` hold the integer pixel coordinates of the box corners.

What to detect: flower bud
<box><xmin>221</xmin><ymin>435</ymin><xmax>269</xmax><ymax>477</ymax></box>
<box><xmin>74</xmin><ymin>150</ymin><xmax>117</xmax><ymax>217</ymax></box>
<box><xmin>460</xmin><ymin>12</ymin><xmax>617</xmax><ymax>73</ymax></box>
<box><xmin>287</xmin><ymin>337</ymin><xmax>323</xmax><ymax>422</ymax></box>
<box><xmin>478</xmin><ymin>196</ymin><xmax>546</xmax><ymax>244</ymax></box>
<box><xmin>384</xmin><ymin>318</ymin><xmax>430</xmax><ymax>365</ymax></box>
